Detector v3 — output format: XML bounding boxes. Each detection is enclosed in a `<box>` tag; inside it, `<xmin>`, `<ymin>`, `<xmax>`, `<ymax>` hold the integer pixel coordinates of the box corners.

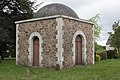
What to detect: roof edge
<box><xmin>62</xmin><ymin>15</ymin><xmax>94</xmax><ymax>25</ymax></box>
<box><xmin>15</xmin><ymin>15</ymin><xmax>60</xmax><ymax>24</ymax></box>
<box><xmin>15</xmin><ymin>15</ymin><xmax>94</xmax><ymax>25</ymax></box>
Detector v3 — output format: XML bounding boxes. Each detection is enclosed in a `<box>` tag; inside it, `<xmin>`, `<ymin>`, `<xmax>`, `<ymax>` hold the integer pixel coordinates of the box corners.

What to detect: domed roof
<box><xmin>33</xmin><ymin>3</ymin><xmax>79</xmax><ymax>19</ymax></box>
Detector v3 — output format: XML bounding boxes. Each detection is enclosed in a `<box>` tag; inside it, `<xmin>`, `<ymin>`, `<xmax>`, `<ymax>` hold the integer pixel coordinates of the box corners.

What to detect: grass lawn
<box><xmin>0</xmin><ymin>59</ymin><xmax>120</xmax><ymax>80</ymax></box>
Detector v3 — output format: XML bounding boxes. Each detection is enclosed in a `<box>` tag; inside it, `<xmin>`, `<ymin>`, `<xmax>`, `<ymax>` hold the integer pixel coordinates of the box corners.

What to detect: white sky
<box><xmin>33</xmin><ymin>0</ymin><xmax>120</xmax><ymax>46</ymax></box>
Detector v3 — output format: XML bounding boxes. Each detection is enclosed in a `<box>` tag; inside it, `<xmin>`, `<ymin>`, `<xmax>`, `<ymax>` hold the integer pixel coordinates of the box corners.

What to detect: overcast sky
<box><xmin>33</xmin><ymin>0</ymin><xmax>120</xmax><ymax>46</ymax></box>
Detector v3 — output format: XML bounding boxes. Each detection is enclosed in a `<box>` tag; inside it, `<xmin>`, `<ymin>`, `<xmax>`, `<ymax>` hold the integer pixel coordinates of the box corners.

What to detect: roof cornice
<box><xmin>15</xmin><ymin>15</ymin><xmax>94</xmax><ymax>25</ymax></box>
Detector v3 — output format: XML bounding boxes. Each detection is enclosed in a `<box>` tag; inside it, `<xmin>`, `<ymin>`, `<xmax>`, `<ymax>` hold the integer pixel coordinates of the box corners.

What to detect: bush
<box><xmin>113</xmin><ymin>48</ymin><xmax>120</xmax><ymax>59</ymax></box>
<box><xmin>99</xmin><ymin>52</ymin><xmax>107</xmax><ymax>60</ymax></box>
<box><xmin>95</xmin><ymin>54</ymin><xmax>100</xmax><ymax>61</ymax></box>
<box><xmin>106</xmin><ymin>50</ymin><xmax>114</xmax><ymax>59</ymax></box>
<box><xmin>114</xmin><ymin>53</ymin><xmax>120</xmax><ymax>59</ymax></box>
<box><xmin>96</xmin><ymin>52</ymin><xmax>107</xmax><ymax>60</ymax></box>
<box><xmin>114</xmin><ymin>48</ymin><xmax>118</xmax><ymax>54</ymax></box>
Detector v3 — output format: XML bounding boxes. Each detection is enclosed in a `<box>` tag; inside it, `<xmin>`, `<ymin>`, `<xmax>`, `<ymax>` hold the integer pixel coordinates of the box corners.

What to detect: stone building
<box><xmin>16</xmin><ymin>3</ymin><xmax>94</xmax><ymax>69</ymax></box>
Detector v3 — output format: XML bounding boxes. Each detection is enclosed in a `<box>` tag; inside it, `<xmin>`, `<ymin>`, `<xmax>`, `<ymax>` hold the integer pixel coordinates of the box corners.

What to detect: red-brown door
<box><xmin>33</xmin><ymin>36</ymin><xmax>39</xmax><ymax>66</ymax></box>
<box><xmin>75</xmin><ymin>35</ymin><xmax>82</xmax><ymax>65</ymax></box>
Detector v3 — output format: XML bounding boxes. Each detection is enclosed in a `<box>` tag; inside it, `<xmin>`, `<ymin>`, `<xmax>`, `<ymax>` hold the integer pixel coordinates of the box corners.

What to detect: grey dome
<box><xmin>33</xmin><ymin>3</ymin><xmax>79</xmax><ymax>19</ymax></box>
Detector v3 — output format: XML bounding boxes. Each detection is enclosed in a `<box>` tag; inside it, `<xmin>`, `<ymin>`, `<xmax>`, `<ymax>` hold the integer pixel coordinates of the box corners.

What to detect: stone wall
<box><xmin>17</xmin><ymin>19</ymin><xmax>57</xmax><ymax>67</ymax></box>
<box><xmin>16</xmin><ymin>16</ymin><xmax>94</xmax><ymax>68</ymax></box>
<box><xmin>62</xmin><ymin>18</ymin><xmax>94</xmax><ymax>67</ymax></box>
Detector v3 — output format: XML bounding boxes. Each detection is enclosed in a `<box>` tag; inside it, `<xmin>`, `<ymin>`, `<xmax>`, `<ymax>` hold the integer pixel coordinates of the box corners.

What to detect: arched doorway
<box><xmin>33</xmin><ymin>36</ymin><xmax>39</xmax><ymax>66</ymax></box>
<box><xmin>75</xmin><ymin>35</ymin><xmax>82</xmax><ymax>65</ymax></box>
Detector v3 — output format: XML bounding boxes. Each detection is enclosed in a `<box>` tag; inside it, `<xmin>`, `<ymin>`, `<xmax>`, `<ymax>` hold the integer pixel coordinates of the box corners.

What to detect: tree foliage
<box><xmin>0</xmin><ymin>0</ymin><xmax>35</xmax><ymax>42</ymax></box>
<box><xmin>111</xmin><ymin>25</ymin><xmax>120</xmax><ymax>48</ymax></box>
<box><xmin>89</xmin><ymin>14</ymin><xmax>102</xmax><ymax>40</ymax></box>
<box><xmin>0</xmin><ymin>0</ymin><xmax>35</xmax><ymax>58</ymax></box>
<box><xmin>89</xmin><ymin>14</ymin><xmax>102</xmax><ymax>52</ymax></box>
<box><xmin>94</xmin><ymin>42</ymin><xmax>105</xmax><ymax>53</ymax></box>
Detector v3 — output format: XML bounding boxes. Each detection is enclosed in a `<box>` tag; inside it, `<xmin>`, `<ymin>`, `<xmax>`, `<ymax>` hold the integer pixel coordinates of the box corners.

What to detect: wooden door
<box><xmin>33</xmin><ymin>36</ymin><xmax>39</xmax><ymax>66</ymax></box>
<box><xmin>75</xmin><ymin>35</ymin><xmax>82</xmax><ymax>65</ymax></box>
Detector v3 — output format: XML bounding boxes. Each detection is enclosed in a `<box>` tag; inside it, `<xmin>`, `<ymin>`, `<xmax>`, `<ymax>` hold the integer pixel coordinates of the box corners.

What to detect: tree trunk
<box><xmin>0</xmin><ymin>52</ymin><xmax>4</xmax><ymax>60</ymax></box>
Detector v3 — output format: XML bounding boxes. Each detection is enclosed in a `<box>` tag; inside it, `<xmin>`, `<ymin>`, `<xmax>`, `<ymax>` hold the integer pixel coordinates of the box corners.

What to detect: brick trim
<box><xmin>92</xmin><ymin>25</ymin><xmax>95</xmax><ymax>64</ymax></box>
<box><xmin>56</xmin><ymin>17</ymin><xmax>64</xmax><ymax>69</ymax></box>
<box><xmin>16</xmin><ymin>24</ymin><xmax>19</xmax><ymax>65</ymax></box>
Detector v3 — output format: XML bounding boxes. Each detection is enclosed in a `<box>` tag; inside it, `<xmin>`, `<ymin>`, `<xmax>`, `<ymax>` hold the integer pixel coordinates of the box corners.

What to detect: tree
<box><xmin>89</xmin><ymin>14</ymin><xmax>102</xmax><ymax>40</ymax></box>
<box><xmin>112</xmin><ymin>20</ymin><xmax>120</xmax><ymax>31</ymax></box>
<box><xmin>0</xmin><ymin>0</ymin><xmax>35</xmax><ymax>59</ymax></box>
<box><xmin>89</xmin><ymin>14</ymin><xmax>102</xmax><ymax>53</ymax></box>
<box><xmin>111</xmin><ymin>25</ymin><xmax>120</xmax><ymax>48</ymax></box>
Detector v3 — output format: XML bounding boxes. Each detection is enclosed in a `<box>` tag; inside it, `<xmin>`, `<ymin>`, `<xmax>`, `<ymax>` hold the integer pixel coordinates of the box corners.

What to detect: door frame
<box><xmin>28</xmin><ymin>32</ymin><xmax>43</xmax><ymax>67</ymax></box>
<box><xmin>75</xmin><ymin>35</ymin><xmax>82</xmax><ymax>65</ymax></box>
<box><xmin>72</xmin><ymin>30</ymin><xmax>87</xmax><ymax>65</ymax></box>
<box><xmin>33</xmin><ymin>36</ymin><xmax>39</xmax><ymax>66</ymax></box>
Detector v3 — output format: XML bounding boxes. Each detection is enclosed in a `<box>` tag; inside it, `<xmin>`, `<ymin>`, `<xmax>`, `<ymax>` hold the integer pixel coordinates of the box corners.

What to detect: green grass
<box><xmin>0</xmin><ymin>59</ymin><xmax>120</xmax><ymax>80</ymax></box>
